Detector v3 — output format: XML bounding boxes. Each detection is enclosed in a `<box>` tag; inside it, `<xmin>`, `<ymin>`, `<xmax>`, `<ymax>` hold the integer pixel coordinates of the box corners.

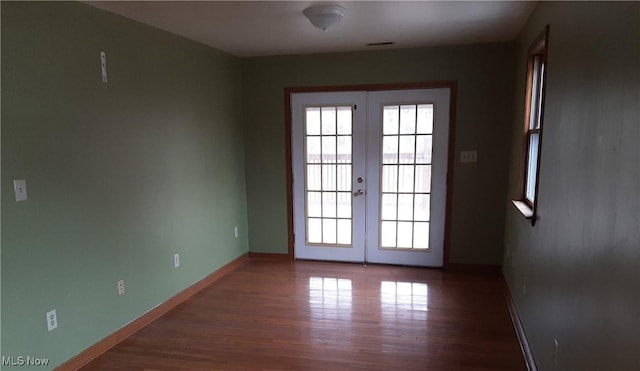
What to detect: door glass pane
<box><xmin>307</xmin><ymin>165</ymin><xmax>321</xmax><ymax>191</ymax></box>
<box><xmin>398</xmin><ymin>165</ymin><xmax>415</xmax><ymax>193</ymax></box>
<box><xmin>397</xmin><ymin>194</ymin><xmax>414</xmax><ymax>220</ymax></box>
<box><xmin>322</xmin><ymin>165</ymin><xmax>336</xmax><ymax>191</ymax></box>
<box><xmin>399</xmin><ymin>105</ymin><xmax>416</xmax><ymax>134</ymax></box>
<box><xmin>379</xmin><ymin>103</ymin><xmax>433</xmax><ymax>250</ymax></box>
<box><xmin>383</xmin><ymin>106</ymin><xmax>399</xmax><ymax>134</ymax></box>
<box><xmin>337</xmin><ymin>192</ymin><xmax>351</xmax><ymax>218</ymax></box>
<box><xmin>322</xmin><ymin>107</ymin><xmax>336</xmax><ymax>135</ymax></box>
<box><xmin>337</xmin><ymin>136</ymin><xmax>351</xmax><ymax>163</ymax></box>
<box><xmin>304</xmin><ymin>106</ymin><xmax>353</xmax><ymax>246</ymax></box>
<box><xmin>380</xmin><ymin>221</ymin><xmax>397</xmax><ymax>248</ymax></box>
<box><xmin>337</xmin><ymin>219</ymin><xmax>351</xmax><ymax>245</ymax></box>
<box><xmin>399</xmin><ymin>136</ymin><xmax>416</xmax><ymax>164</ymax></box>
<box><xmin>381</xmin><ymin>165</ymin><xmax>398</xmax><ymax>193</ymax></box>
<box><xmin>382</xmin><ymin>136</ymin><xmax>399</xmax><ymax>164</ymax></box>
<box><xmin>416</xmin><ymin>135</ymin><xmax>432</xmax><ymax>164</ymax></box>
<box><xmin>307</xmin><ymin>192</ymin><xmax>322</xmax><ymax>218</ymax></box>
<box><xmin>336</xmin><ymin>165</ymin><xmax>351</xmax><ymax>191</ymax></box>
<box><xmin>397</xmin><ymin>222</ymin><xmax>413</xmax><ymax>248</ymax></box>
<box><xmin>323</xmin><ymin>219</ymin><xmax>337</xmax><ymax>244</ymax></box>
<box><xmin>308</xmin><ymin>218</ymin><xmax>322</xmax><ymax>243</ymax></box>
<box><xmin>415</xmin><ymin>165</ymin><xmax>431</xmax><ymax>193</ymax></box>
<box><xmin>322</xmin><ymin>136</ymin><xmax>336</xmax><ymax>163</ymax></box>
<box><xmin>307</xmin><ymin>137</ymin><xmax>321</xmax><ymax>163</ymax></box>
<box><xmin>381</xmin><ymin>194</ymin><xmax>397</xmax><ymax>220</ymax></box>
<box><xmin>306</xmin><ymin>107</ymin><xmax>321</xmax><ymax>135</ymax></box>
<box><xmin>337</xmin><ymin>106</ymin><xmax>352</xmax><ymax>134</ymax></box>
<box><xmin>413</xmin><ymin>222</ymin><xmax>429</xmax><ymax>249</ymax></box>
<box><xmin>416</xmin><ymin>104</ymin><xmax>433</xmax><ymax>134</ymax></box>
<box><xmin>322</xmin><ymin>192</ymin><xmax>336</xmax><ymax>218</ymax></box>
<box><xmin>414</xmin><ymin>194</ymin><xmax>430</xmax><ymax>221</ymax></box>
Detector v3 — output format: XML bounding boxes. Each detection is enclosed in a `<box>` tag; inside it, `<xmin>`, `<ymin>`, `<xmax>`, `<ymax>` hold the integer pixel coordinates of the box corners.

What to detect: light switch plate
<box><xmin>14</xmin><ymin>179</ymin><xmax>27</xmax><ymax>201</ymax></box>
<box><xmin>174</xmin><ymin>253</ymin><xmax>180</xmax><ymax>268</ymax></box>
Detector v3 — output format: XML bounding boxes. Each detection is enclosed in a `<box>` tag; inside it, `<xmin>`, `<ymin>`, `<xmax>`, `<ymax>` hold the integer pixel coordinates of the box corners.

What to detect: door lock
<box><xmin>354</xmin><ymin>189</ymin><xmax>364</xmax><ymax>196</ymax></box>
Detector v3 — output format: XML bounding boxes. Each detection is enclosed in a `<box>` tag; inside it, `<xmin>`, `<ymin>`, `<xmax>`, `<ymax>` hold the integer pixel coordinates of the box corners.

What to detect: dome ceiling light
<box><xmin>303</xmin><ymin>5</ymin><xmax>346</xmax><ymax>31</ymax></box>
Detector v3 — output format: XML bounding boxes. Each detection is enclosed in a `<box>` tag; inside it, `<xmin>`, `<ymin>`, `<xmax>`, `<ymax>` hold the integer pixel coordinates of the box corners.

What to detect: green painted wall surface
<box><xmin>242</xmin><ymin>44</ymin><xmax>516</xmax><ymax>264</ymax></box>
<box><xmin>503</xmin><ymin>2</ymin><xmax>639</xmax><ymax>370</ymax></box>
<box><xmin>1</xmin><ymin>2</ymin><xmax>248</xmax><ymax>368</ymax></box>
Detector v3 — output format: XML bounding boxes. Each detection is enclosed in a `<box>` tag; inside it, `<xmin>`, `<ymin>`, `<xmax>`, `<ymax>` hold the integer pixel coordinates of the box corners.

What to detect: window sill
<box><xmin>512</xmin><ymin>200</ymin><xmax>533</xmax><ymax>219</ymax></box>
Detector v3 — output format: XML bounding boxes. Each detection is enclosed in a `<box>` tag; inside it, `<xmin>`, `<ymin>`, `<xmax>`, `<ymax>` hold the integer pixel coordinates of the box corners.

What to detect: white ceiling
<box><xmin>87</xmin><ymin>1</ymin><xmax>536</xmax><ymax>57</ymax></box>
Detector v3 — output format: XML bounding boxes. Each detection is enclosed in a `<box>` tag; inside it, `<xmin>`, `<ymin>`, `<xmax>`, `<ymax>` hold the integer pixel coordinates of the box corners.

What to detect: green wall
<box><xmin>503</xmin><ymin>2</ymin><xmax>640</xmax><ymax>370</ymax></box>
<box><xmin>1</xmin><ymin>2</ymin><xmax>248</xmax><ymax>368</ymax></box>
<box><xmin>8</xmin><ymin>1</ymin><xmax>638</xmax><ymax>370</ymax></box>
<box><xmin>242</xmin><ymin>44</ymin><xmax>516</xmax><ymax>264</ymax></box>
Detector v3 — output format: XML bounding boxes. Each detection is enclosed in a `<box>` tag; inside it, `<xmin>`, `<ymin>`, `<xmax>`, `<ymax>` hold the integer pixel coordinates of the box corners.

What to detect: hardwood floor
<box><xmin>81</xmin><ymin>259</ymin><xmax>526</xmax><ymax>370</ymax></box>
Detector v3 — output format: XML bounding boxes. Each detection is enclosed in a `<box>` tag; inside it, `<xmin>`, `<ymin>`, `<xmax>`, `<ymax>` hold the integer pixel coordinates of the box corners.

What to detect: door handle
<box><xmin>354</xmin><ymin>189</ymin><xmax>364</xmax><ymax>196</ymax></box>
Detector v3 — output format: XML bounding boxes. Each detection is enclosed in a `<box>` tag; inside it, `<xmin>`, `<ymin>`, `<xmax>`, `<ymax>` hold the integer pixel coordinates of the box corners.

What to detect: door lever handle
<box><xmin>354</xmin><ymin>189</ymin><xmax>364</xmax><ymax>196</ymax></box>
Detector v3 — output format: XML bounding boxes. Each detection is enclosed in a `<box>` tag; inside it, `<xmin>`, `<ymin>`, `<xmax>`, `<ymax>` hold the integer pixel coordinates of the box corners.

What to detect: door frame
<box><xmin>284</xmin><ymin>81</ymin><xmax>458</xmax><ymax>268</ymax></box>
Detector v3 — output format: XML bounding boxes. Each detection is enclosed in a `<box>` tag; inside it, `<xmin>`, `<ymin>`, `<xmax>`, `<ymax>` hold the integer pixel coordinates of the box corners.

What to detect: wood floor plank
<box><xmin>81</xmin><ymin>259</ymin><xmax>525</xmax><ymax>370</ymax></box>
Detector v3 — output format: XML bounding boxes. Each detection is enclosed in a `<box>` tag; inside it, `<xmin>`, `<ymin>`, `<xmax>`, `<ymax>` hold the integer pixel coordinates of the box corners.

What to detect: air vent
<box><xmin>366</xmin><ymin>42</ymin><xmax>394</xmax><ymax>47</ymax></box>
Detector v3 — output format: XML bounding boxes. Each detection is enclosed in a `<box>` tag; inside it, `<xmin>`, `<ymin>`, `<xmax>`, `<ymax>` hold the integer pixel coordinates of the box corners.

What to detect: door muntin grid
<box><xmin>304</xmin><ymin>105</ymin><xmax>353</xmax><ymax>246</ymax></box>
<box><xmin>379</xmin><ymin>103</ymin><xmax>434</xmax><ymax>250</ymax></box>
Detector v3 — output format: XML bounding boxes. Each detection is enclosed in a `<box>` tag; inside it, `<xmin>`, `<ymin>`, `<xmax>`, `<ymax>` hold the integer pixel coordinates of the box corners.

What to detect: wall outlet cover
<box><xmin>46</xmin><ymin>309</ymin><xmax>58</xmax><ymax>331</ymax></box>
<box><xmin>100</xmin><ymin>51</ymin><xmax>108</xmax><ymax>83</ymax></box>
<box><xmin>460</xmin><ymin>150</ymin><xmax>478</xmax><ymax>163</ymax></box>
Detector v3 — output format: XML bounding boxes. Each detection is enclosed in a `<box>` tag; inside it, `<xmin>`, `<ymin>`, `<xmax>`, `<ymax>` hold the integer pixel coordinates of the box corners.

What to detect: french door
<box><xmin>291</xmin><ymin>88</ymin><xmax>450</xmax><ymax>267</ymax></box>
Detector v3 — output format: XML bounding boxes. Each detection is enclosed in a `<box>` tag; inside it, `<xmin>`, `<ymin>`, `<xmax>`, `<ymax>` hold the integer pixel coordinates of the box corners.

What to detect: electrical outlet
<box><xmin>117</xmin><ymin>280</ymin><xmax>125</xmax><ymax>295</ymax></box>
<box><xmin>460</xmin><ymin>150</ymin><xmax>478</xmax><ymax>163</ymax></box>
<box><xmin>46</xmin><ymin>309</ymin><xmax>58</xmax><ymax>331</ymax></box>
<box><xmin>234</xmin><ymin>226</ymin><xmax>239</xmax><ymax>238</ymax></box>
<box><xmin>174</xmin><ymin>253</ymin><xmax>180</xmax><ymax>268</ymax></box>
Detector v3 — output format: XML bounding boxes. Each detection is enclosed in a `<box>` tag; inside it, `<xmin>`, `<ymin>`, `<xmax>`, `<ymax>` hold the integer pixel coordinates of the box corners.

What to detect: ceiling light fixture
<box><xmin>303</xmin><ymin>5</ymin><xmax>346</xmax><ymax>31</ymax></box>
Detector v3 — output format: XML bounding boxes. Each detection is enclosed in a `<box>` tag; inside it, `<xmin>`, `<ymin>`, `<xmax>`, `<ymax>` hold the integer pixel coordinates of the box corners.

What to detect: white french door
<box><xmin>292</xmin><ymin>88</ymin><xmax>450</xmax><ymax>267</ymax></box>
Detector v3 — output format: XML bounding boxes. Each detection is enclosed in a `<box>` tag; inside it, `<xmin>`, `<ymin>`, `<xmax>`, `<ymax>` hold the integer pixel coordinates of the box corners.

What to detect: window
<box><xmin>514</xmin><ymin>26</ymin><xmax>549</xmax><ymax>225</ymax></box>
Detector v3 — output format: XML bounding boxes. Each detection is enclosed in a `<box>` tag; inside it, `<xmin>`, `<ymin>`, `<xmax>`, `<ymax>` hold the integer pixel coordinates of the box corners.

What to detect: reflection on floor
<box><xmin>82</xmin><ymin>259</ymin><xmax>526</xmax><ymax>371</ymax></box>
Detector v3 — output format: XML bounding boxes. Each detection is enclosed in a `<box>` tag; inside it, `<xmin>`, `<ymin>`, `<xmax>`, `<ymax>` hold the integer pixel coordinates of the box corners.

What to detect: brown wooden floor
<box><xmin>81</xmin><ymin>259</ymin><xmax>526</xmax><ymax>370</ymax></box>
